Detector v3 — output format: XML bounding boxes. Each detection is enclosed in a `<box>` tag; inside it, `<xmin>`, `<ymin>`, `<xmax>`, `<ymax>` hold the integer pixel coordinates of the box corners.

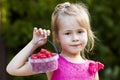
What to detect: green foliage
<box><xmin>1</xmin><ymin>0</ymin><xmax>120</xmax><ymax>80</ymax></box>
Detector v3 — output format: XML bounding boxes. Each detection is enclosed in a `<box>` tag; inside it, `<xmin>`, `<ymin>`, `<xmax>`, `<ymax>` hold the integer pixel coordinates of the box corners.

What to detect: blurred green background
<box><xmin>0</xmin><ymin>0</ymin><xmax>120</xmax><ymax>80</ymax></box>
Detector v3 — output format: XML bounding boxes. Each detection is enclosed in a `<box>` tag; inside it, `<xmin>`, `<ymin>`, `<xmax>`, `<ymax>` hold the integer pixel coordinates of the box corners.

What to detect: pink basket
<box><xmin>28</xmin><ymin>39</ymin><xmax>59</xmax><ymax>73</ymax></box>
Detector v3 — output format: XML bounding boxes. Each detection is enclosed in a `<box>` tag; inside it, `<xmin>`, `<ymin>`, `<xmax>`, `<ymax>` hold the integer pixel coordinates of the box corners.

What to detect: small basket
<box><xmin>28</xmin><ymin>39</ymin><xmax>59</xmax><ymax>73</ymax></box>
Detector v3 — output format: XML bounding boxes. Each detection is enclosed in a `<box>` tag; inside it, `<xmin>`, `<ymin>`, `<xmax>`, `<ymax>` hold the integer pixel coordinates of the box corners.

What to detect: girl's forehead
<box><xmin>59</xmin><ymin>25</ymin><xmax>86</xmax><ymax>32</ymax></box>
<box><xmin>58</xmin><ymin>16</ymin><xmax>86</xmax><ymax>31</ymax></box>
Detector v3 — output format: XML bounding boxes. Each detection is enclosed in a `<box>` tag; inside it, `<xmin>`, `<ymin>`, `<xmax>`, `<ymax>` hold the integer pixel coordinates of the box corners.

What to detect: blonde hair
<box><xmin>51</xmin><ymin>2</ymin><xmax>95</xmax><ymax>58</ymax></box>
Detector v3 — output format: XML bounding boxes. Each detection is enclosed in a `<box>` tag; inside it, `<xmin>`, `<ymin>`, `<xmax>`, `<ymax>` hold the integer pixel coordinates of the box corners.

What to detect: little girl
<box><xmin>6</xmin><ymin>2</ymin><xmax>104</xmax><ymax>80</ymax></box>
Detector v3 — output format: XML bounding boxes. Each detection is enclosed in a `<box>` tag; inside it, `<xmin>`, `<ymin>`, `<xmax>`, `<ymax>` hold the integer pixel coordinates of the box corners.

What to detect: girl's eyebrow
<box><xmin>65</xmin><ymin>30</ymin><xmax>72</xmax><ymax>31</ymax></box>
<box><xmin>77</xmin><ymin>28</ymin><xmax>84</xmax><ymax>30</ymax></box>
<box><xmin>65</xmin><ymin>28</ymin><xmax>84</xmax><ymax>31</ymax></box>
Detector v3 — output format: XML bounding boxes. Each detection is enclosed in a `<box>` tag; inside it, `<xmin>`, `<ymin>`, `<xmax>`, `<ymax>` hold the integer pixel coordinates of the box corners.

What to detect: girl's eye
<box><xmin>78</xmin><ymin>30</ymin><xmax>84</xmax><ymax>33</ymax></box>
<box><xmin>65</xmin><ymin>32</ymin><xmax>71</xmax><ymax>35</ymax></box>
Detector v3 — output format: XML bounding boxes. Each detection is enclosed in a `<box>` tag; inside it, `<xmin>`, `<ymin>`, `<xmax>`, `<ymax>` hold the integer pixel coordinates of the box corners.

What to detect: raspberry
<box><xmin>30</xmin><ymin>49</ymin><xmax>56</xmax><ymax>59</ymax></box>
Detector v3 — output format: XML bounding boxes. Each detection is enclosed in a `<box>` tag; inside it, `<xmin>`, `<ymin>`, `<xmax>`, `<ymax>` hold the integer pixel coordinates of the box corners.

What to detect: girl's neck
<box><xmin>60</xmin><ymin>51</ymin><xmax>86</xmax><ymax>64</ymax></box>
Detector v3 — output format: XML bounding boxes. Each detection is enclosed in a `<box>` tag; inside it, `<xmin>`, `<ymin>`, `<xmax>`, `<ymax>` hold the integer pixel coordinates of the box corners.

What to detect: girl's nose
<box><xmin>72</xmin><ymin>34</ymin><xmax>79</xmax><ymax>42</ymax></box>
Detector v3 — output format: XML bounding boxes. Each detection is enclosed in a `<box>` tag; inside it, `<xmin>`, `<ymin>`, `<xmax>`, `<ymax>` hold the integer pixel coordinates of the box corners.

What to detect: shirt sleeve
<box><xmin>88</xmin><ymin>61</ymin><xmax>104</xmax><ymax>76</ymax></box>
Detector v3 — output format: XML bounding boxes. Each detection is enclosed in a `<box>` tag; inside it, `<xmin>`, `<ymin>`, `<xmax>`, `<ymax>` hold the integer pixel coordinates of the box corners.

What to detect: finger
<box><xmin>34</xmin><ymin>28</ymin><xmax>41</xmax><ymax>36</ymax></box>
<box><xmin>47</xmin><ymin>30</ymin><xmax>50</xmax><ymax>36</ymax></box>
<box><xmin>34</xmin><ymin>27</ymin><xmax>39</xmax><ymax>36</ymax></box>
<box><xmin>39</xmin><ymin>28</ymin><xmax>43</xmax><ymax>35</ymax></box>
<box><xmin>43</xmin><ymin>29</ymin><xmax>47</xmax><ymax>38</ymax></box>
<box><xmin>34</xmin><ymin>27</ymin><xmax>37</xmax><ymax>33</ymax></box>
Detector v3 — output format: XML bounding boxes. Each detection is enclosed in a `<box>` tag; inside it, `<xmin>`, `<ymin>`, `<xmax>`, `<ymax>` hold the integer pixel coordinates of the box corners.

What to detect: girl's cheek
<box><xmin>79</xmin><ymin>34</ymin><xmax>88</xmax><ymax>44</ymax></box>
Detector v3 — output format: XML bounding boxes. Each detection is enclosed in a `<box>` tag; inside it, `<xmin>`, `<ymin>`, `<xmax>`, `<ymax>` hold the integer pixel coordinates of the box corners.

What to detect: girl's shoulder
<box><xmin>86</xmin><ymin>59</ymin><xmax>104</xmax><ymax>69</ymax></box>
<box><xmin>86</xmin><ymin>59</ymin><xmax>104</xmax><ymax>75</ymax></box>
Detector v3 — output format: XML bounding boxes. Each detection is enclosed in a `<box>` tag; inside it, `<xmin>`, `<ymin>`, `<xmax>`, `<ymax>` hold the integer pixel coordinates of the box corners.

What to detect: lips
<box><xmin>71</xmin><ymin>44</ymin><xmax>81</xmax><ymax>47</ymax></box>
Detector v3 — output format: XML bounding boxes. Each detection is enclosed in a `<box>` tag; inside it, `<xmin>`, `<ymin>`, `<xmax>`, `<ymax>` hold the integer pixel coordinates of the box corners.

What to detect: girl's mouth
<box><xmin>71</xmin><ymin>44</ymin><xmax>81</xmax><ymax>47</ymax></box>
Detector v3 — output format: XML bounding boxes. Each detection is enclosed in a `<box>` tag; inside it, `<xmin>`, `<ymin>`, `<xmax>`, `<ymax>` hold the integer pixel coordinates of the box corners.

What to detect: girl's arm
<box><xmin>6</xmin><ymin>27</ymin><xmax>50</xmax><ymax>76</ymax></box>
<box><xmin>94</xmin><ymin>72</ymin><xmax>99</xmax><ymax>80</ymax></box>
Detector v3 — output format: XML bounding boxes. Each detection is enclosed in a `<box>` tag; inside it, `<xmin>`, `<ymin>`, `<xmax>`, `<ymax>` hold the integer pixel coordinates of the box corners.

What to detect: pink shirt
<box><xmin>51</xmin><ymin>55</ymin><xmax>104</xmax><ymax>80</ymax></box>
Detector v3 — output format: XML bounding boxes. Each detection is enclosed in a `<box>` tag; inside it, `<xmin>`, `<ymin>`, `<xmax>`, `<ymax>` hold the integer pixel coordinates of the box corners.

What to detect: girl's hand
<box><xmin>31</xmin><ymin>27</ymin><xmax>50</xmax><ymax>47</ymax></box>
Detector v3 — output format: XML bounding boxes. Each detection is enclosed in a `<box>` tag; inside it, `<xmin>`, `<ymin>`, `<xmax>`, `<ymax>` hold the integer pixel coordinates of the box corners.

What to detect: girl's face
<box><xmin>58</xmin><ymin>16</ymin><xmax>88</xmax><ymax>55</ymax></box>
